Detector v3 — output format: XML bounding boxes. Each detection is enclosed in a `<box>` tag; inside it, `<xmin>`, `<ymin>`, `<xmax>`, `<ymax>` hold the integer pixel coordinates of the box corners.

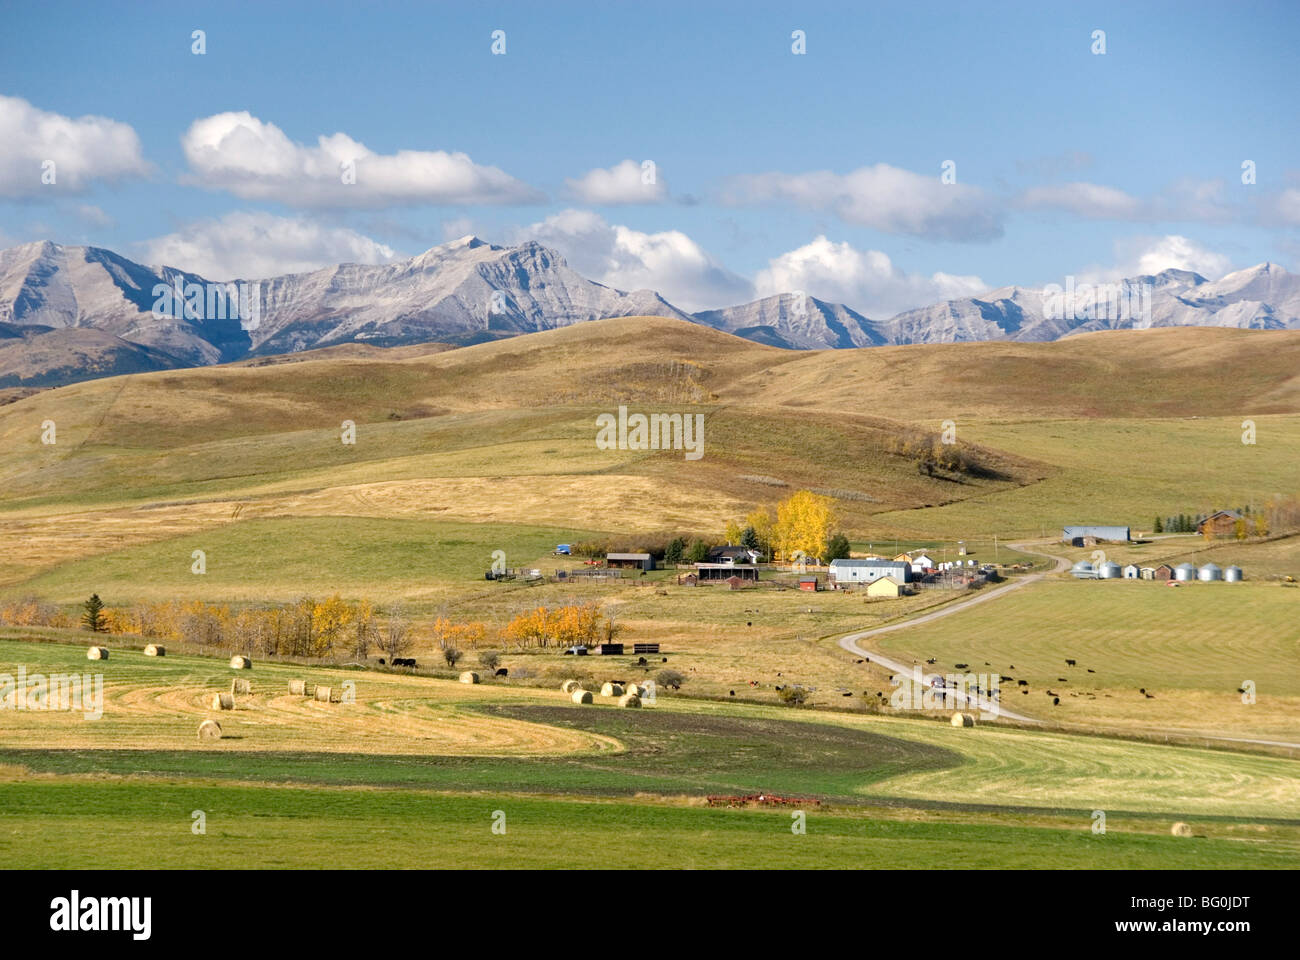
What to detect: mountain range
<box><xmin>1</xmin><ymin>237</ymin><xmax>1297</xmax><ymax>387</ymax></box>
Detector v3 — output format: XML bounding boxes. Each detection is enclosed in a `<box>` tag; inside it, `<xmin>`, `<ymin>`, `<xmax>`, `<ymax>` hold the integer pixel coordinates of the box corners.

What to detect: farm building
<box><xmin>695</xmin><ymin>563</ymin><xmax>759</xmax><ymax>582</ymax></box>
<box><xmin>725</xmin><ymin>575</ymin><xmax>750</xmax><ymax>590</ymax></box>
<box><xmin>866</xmin><ymin>576</ymin><xmax>907</xmax><ymax>598</ymax></box>
<box><xmin>1140</xmin><ymin>566</ymin><xmax>1157</xmax><ymax>580</ymax></box>
<box><xmin>910</xmin><ymin>554</ymin><xmax>934</xmax><ymax>573</ymax></box>
<box><xmin>829</xmin><ymin>559</ymin><xmax>911</xmax><ymax>584</ymax></box>
<box><xmin>1225</xmin><ymin>565</ymin><xmax>1244</xmax><ymax>582</ymax></box>
<box><xmin>1122</xmin><ymin>564</ymin><xmax>1140</xmax><ymax>579</ymax></box>
<box><xmin>1070</xmin><ymin>561</ymin><xmax>1095</xmax><ymax>579</ymax></box>
<box><xmin>1062</xmin><ymin>525</ymin><xmax>1130</xmax><ymax>546</ymax></box>
<box><xmin>798</xmin><ymin>577</ymin><xmax>819</xmax><ymax>591</ymax></box>
<box><xmin>1173</xmin><ymin>563</ymin><xmax>1198</xmax><ymax>582</ymax></box>
<box><xmin>1196</xmin><ymin>511</ymin><xmax>1242</xmax><ymax>538</ymax></box>
<box><xmin>893</xmin><ymin>553</ymin><xmax>913</xmax><ymax>563</ymax></box>
<box><xmin>607</xmin><ymin>552</ymin><xmax>655</xmax><ymax>570</ymax></box>
<box><xmin>1153</xmin><ymin>564</ymin><xmax>1174</xmax><ymax>580</ymax></box>
<box><xmin>1198</xmin><ymin>562</ymin><xmax>1222</xmax><ymax>582</ymax></box>
<box><xmin>1097</xmin><ymin>561</ymin><xmax>1123</xmax><ymax>579</ymax></box>
<box><xmin>706</xmin><ymin>545</ymin><xmax>761</xmax><ymax>565</ymax></box>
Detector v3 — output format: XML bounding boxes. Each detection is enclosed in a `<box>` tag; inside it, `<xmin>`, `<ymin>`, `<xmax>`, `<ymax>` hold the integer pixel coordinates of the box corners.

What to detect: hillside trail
<box><xmin>838</xmin><ymin>542</ymin><xmax>1300</xmax><ymax>750</ymax></box>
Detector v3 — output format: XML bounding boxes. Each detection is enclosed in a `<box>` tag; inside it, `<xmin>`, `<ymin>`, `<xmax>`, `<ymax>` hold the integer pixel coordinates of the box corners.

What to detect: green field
<box><xmin>1</xmin><ymin>636</ymin><xmax>1298</xmax><ymax>868</ymax></box>
<box><xmin>869</xmin><ymin>578</ymin><xmax>1300</xmax><ymax>740</ymax></box>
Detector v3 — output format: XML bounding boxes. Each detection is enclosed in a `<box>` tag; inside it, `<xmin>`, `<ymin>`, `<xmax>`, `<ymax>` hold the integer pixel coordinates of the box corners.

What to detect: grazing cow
<box><xmin>955</xmin><ymin>663</ymin><xmax>969</xmax><ymax>669</ymax></box>
<box><xmin>1017</xmin><ymin>680</ymin><xmax>1028</xmax><ymax>686</ymax></box>
<box><xmin>495</xmin><ymin>668</ymin><xmax>508</xmax><ymax>677</ymax></box>
<box><xmin>1145</xmin><ymin>693</ymin><xmax>1155</xmax><ymax>699</ymax></box>
<box><xmin>925</xmin><ymin>658</ymin><xmax>936</xmax><ymax>665</ymax></box>
<box><xmin>1052</xmin><ymin>697</ymin><xmax>1060</xmax><ymax>706</ymax></box>
<box><xmin>637</xmin><ymin>657</ymin><xmax>648</xmax><ymax>666</ymax></box>
<box><xmin>378</xmin><ymin>658</ymin><xmax>386</xmax><ymax>665</ymax></box>
<box><xmin>1087</xmin><ymin>668</ymin><xmax>1095</xmax><ymax>673</ymax></box>
<box><xmin>1065</xmin><ymin>659</ymin><xmax>1076</xmax><ymax>666</ymax></box>
<box><xmin>1139</xmin><ymin>688</ymin><xmax>1146</xmax><ymax>694</ymax></box>
<box><xmin>730</xmin><ymin>690</ymin><xmax>735</xmax><ymax>696</ymax></box>
<box><xmin>1058</xmin><ymin>678</ymin><xmax>1068</xmax><ymax>683</ymax></box>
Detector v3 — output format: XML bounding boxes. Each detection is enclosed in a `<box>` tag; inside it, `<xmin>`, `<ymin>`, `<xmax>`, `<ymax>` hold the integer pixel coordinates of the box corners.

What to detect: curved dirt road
<box><xmin>838</xmin><ymin>543</ymin><xmax>1065</xmax><ymax>723</ymax></box>
<box><xmin>838</xmin><ymin>543</ymin><xmax>1300</xmax><ymax>748</ymax></box>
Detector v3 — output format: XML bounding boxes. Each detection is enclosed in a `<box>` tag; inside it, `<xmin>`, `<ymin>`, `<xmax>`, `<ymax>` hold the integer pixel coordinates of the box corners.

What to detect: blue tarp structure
<box><xmin>556</xmin><ymin>544</ymin><xmax>572</xmax><ymax>555</ymax></box>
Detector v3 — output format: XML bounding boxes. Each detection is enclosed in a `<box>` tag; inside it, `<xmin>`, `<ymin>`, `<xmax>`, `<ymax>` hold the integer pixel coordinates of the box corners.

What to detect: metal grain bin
<box><xmin>1173</xmin><ymin>563</ymin><xmax>1197</xmax><ymax>582</ymax></box>
<box><xmin>1097</xmin><ymin>561</ymin><xmax>1123</xmax><ymax>579</ymax></box>
<box><xmin>1071</xmin><ymin>561</ymin><xmax>1095</xmax><ymax>579</ymax></box>
<box><xmin>1198</xmin><ymin>563</ymin><xmax>1222</xmax><ymax>582</ymax></box>
<box><xmin>1224</xmin><ymin>565</ymin><xmax>1243</xmax><ymax>582</ymax></box>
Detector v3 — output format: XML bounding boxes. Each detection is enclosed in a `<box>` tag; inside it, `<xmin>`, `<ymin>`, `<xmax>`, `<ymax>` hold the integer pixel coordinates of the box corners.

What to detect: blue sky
<box><xmin>1</xmin><ymin>0</ymin><xmax>1297</xmax><ymax>316</ymax></box>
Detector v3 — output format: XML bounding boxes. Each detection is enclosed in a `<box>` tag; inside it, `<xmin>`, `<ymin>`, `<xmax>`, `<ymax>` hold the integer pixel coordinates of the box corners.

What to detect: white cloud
<box><xmin>140</xmin><ymin>211</ymin><xmax>399</xmax><ymax>280</ymax></box>
<box><xmin>181</xmin><ymin>111</ymin><xmax>542</xmax><ymax>208</ymax></box>
<box><xmin>565</xmin><ymin>160</ymin><xmax>666</xmax><ymax>205</ymax></box>
<box><xmin>721</xmin><ymin>164</ymin><xmax>1002</xmax><ymax>241</ymax></box>
<box><xmin>1017</xmin><ymin>182</ymin><xmax>1142</xmax><ymax>219</ymax></box>
<box><xmin>0</xmin><ymin>95</ymin><xmax>150</xmax><ymax>198</ymax></box>
<box><xmin>755</xmin><ymin>235</ymin><xmax>986</xmax><ymax>318</ymax></box>
<box><xmin>1016</xmin><ymin>178</ymin><xmax>1235</xmax><ymax>223</ymax></box>
<box><xmin>515</xmin><ymin>209</ymin><xmax>751</xmax><ymax>311</ymax></box>
<box><xmin>1074</xmin><ymin>235</ymin><xmax>1234</xmax><ymax>284</ymax></box>
<box><xmin>1125</xmin><ymin>235</ymin><xmax>1232</xmax><ymax>279</ymax></box>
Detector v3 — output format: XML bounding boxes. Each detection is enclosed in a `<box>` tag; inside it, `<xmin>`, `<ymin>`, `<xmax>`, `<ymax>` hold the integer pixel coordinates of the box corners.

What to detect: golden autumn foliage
<box><xmin>501</xmin><ymin>603</ymin><xmax>611</xmax><ymax>649</ymax></box>
<box><xmin>773</xmin><ymin>490</ymin><xmax>837</xmax><ymax>562</ymax></box>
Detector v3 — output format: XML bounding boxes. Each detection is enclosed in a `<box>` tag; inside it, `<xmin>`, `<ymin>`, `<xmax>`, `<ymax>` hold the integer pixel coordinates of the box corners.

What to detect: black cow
<box><xmin>495</xmin><ymin>668</ymin><xmax>508</xmax><ymax>677</ymax></box>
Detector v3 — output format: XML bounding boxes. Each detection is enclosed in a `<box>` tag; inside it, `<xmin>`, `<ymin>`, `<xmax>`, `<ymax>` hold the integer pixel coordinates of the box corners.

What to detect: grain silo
<box><xmin>1071</xmin><ymin>561</ymin><xmax>1095</xmax><ymax>579</ymax></box>
<box><xmin>1097</xmin><ymin>561</ymin><xmax>1123</xmax><ymax>579</ymax></box>
<box><xmin>1173</xmin><ymin>563</ymin><xmax>1197</xmax><ymax>582</ymax></box>
<box><xmin>1224</xmin><ymin>565</ymin><xmax>1244</xmax><ymax>582</ymax></box>
<box><xmin>1198</xmin><ymin>562</ymin><xmax>1222</xmax><ymax>582</ymax></box>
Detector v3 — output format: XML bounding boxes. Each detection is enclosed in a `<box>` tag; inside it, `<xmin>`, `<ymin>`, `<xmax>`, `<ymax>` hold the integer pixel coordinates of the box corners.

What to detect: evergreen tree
<box><xmin>825</xmin><ymin>532</ymin><xmax>852</xmax><ymax>561</ymax></box>
<box><xmin>82</xmin><ymin>594</ymin><xmax>106</xmax><ymax>633</ymax></box>
<box><xmin>663</xmin><ymin>537</ymin><xmax>686</xmax><ymax>565</ymax></box>
<box><xmin>1153</xmin><ymin>516</ymin><xmax>1163</xmax><ymax>533</ymax></box>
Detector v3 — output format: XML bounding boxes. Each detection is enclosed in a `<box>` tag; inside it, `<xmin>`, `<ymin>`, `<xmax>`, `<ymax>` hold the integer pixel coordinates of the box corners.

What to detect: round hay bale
<box><xmin>600</xmin><ymin>682</ymin><xmax>624</xmax><ymax>697</ymax></box>
<box><xmin>287</xmin><ymin>679</ymin><xmax>307</xmax><ymax>696</ymax></box>
<box><xmin>230</xmin><ymin>678</ymin><xmax>251</xmax><ymax>695</ymax></box>
<box><xmin>229</xmin><ymin>655</ymin><xmax>252</xmax><ymax>670</ymax></box>
<box><xmin>459</xmin><ymin>671</ymin><xmax>480</xmax><ymax>684</ymax></box>
<box><xmin>570</xmin><ymin>689</ymin><xmax>593</xmax><ymax>705</ymax></box>
<box><xmin>210</xmin><ymin>692</ymin><xmax>234</xmax><ymax>710</ymax></box>
<box><xmin>86</xmin><ymin>646</ymin><xmax>108</xmax><ymax>661</ymax></box>
<box><xmin>617</xmin><ymin>693</ymin><xmax>641</xmax><ymax>708</ymax></box>
<box><xmin>1171</xmin><ymin>822</ymin><xmax>1194</xmax><ymax>838</ymax></box>
<box><xmin>143</xmin><ymin>644</ymin><xmax>165</xmax><ymax>657</ymax></box>
<box><xmin>197</xmin><ymin>719</ymin><xmax>222</xmax><ymax>740</ymax></box>
<box><xmin>561</xmin><ymin>679</ymin><xmax>581</xmax><ymax>694</ymax></box>
<box><xmin>624</xmin><ymin>682</ymin><xmax>643</xmax><ymax>697</ymax></box>
<box><xmin>314</xmin><ymin>685</ymin><xmax>333</xmax><ymax>702</ymax></box>
<box><xmin>951</xmin><ymin>712</ymin><xmax>975</xmax><ymax>727</ymax></box>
